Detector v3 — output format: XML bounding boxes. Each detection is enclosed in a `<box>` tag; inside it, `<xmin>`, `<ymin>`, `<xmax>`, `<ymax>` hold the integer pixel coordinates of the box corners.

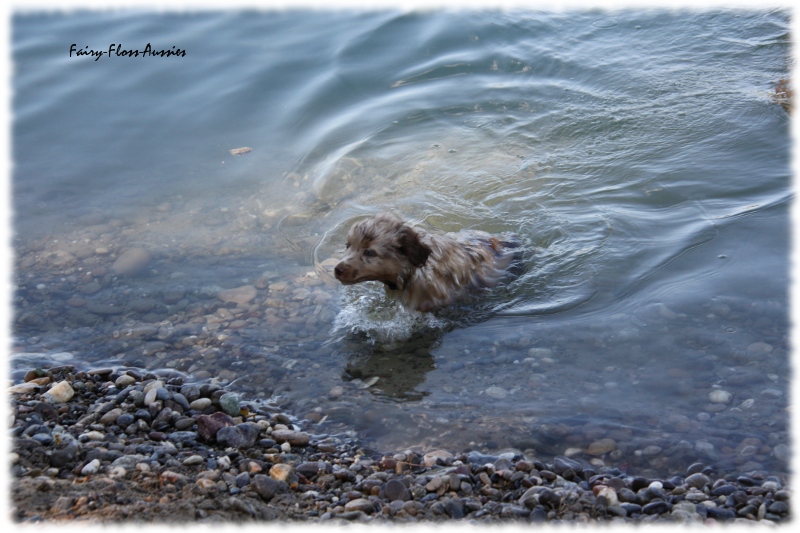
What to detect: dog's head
<box><xmin>334</xmin><ymin>215</ymin><xmax>432</xmax><ymax>290</ymax></box>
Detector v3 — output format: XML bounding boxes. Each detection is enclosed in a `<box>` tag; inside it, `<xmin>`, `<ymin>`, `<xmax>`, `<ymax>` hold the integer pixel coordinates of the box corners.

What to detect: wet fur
<box><xmin>334</xmin><ymin>214</ymin><xmax>519</xmax><ymax>312</ymax></box>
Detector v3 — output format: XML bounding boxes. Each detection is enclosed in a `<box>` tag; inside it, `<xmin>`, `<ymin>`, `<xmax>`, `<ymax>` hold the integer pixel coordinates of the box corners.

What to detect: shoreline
<box><xmin>9</xmin><ymin>365</ymin><xmax>791</xmax><ymax>524</ymax></box>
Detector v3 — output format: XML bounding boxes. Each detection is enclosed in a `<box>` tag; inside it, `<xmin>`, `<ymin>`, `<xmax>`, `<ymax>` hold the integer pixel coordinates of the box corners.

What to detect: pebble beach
<box><xmin>9</xmin><ymin>363</ymin><xmax>791</xmax><ymax>524</ymax></box>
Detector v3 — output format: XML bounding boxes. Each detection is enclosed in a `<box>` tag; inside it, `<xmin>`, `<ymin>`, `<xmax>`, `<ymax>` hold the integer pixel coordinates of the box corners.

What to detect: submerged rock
<box><xmin>112</xmin><ymin>247</ymin><xmax>152</xmax><ymax>276</ymax></box>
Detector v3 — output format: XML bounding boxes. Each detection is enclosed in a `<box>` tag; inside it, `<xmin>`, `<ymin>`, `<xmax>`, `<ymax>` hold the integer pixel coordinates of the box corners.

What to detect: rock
<box><xmin>271</xmin><ymin>429</ymin><xmax>310</xmax><ymax>446</ymax></box>
<box><xmin>216</xmin><ymin>423</ymin><xmax>260</xmax><ymax>448</ymax></box>
<box><xmin>773</xmin><ymin>443</ymin><xmax>790</xmax><ymax>462</ymax></box>
<box><xmin>426</xmin><ymin>476</ymin><xmax>443</xmax><ymax>492</ymax></box>
<box><xmin>768</xmin><ymin>501</ymin><xmax>789</xmax><ymax>515</ymax></box>
<box><xmin>269</xmin><ymin>464</ymin><xmax>296</xmax><ymax>483</ymax></box>
<box><xmin>115</xmin><ymin>375</ymin><xmax>136</xmax><ymax>388</ymax></box>
<box><xmin>217</xmin><ymin>285</ymin><xmax>257</xmax><ymax>305</ymax></box>
<box><xmin>746</xmin><ymin>342</ymin><xmax>773</xmax><ymax>355</ymax></box>
<box><xmin>642</xmin><ymin>445</ymin><xmax>663</xmax><ymax>457</ymax></box>
<box><xmin>197</xmin><ymin>412</ymin><xmax>235</xmax><ymax>441</ymax></box>
<box><xmin>112</xmin><ymin>247</ymin><xmax>152</xmax><ymax>276</ymax></box>
<box><xmin>189</xmin><ymin>398</ymin><xmax>213</xmax><ymax>410</ymax></box>
<box><xmin>423</xmin><ymin>449</ymin><xmax>454</xmax><ymax>467</ymax></box>
<box><xmin>152</xmin><ymin>407</ymin><xmax>175</xmax><ymax>431</ymax></box>
<box><xmin>53</xmin><ymin>496</ymin><xmax>75</xmax><ymax>511</ymax></box>
<box><xmin>252</xmin><ymin>474</ymin><xmax>288</xmax><ymax>501</ymax></box>
<box><xmin>642</xmin><ymin>500</ymin><xmax>670</xmax><ymax>515</ymax></box>
<box><xmin>596</xmin><ymin>486</ymin><xmax>619</xmax><ymax>506</ymax></box>
<box><xmin>685</xmin><ymin>473</ymin><xmax>711</xmax><ymax>489</ymax></box>
<box><xmin>520</xmin><ymin>486</ymin><xmax>543</xmax><ymax>509</ymax></box>
<box><xmin>42</xmin><ymin>381</ymin><xmax>74</xmax><ymax>403</ymax></box>
<box><xmin>529</xmin><ymin>505</ymin><xmax>548</xmax><ymax>522</ymax></box>
<box><xmin>383</xmin><ymin>479</ymin><xmax>411</xmax><ymax>502</ymax></box>
<box><xmin>9</xmin><ymin>383</ymin><xmax>42</xmax><ymax>394</ymax></box>
<box><xmin>587</xmin><ymin>438</ymin><xmax>616</xmax><ymax>456</ymax></box>
<box><xmin>129</xmin><ymin>299</ymin><xmax>158</xmax><ymax>313</ymax></box>
<box><xmin>81</xmin><ymin>458</ymin><xmax>101</xmax><ymax>475</ymax></box>
<box><xmin>344</xmin><ymin>498</ymin><xmax>374</xmax><ymax>513</ymax></box>
<box><xmin>182</xmin><ymin>455</ymin><xmax>205</xmax><ymax>466</ymax></box>
<box><xmin>538</xmin><ymin>488</ymin><xmax>561</xmax><ymax>508</ymax></box>
<box><xmin>553</xmin><ymin>456</ymin><xmax>582</xmax><ymax>476</ymax></box>
<box><xmin>163</xmin><ymin>288</ymin><xmax>187</xmax><ymax>304</ymax></box>
<box><xmin>160</xmin><ymin>471</ymin><xmax>188</xmax><ymax>485</ymax></box>
<box><xmin>485</xmin><ymin>386</ymin><xmax>508</xmax><ymax>399</ymax></box>
<box><xmin>706</xmin><ymin>506</ymin><xmax>736</xmax><ymax>521</ymax></box>
<box><xmin>709</xmin><ymin>390</ymin><xmax>732</xmax><ymax>403</ymax></box>
<box><xmin>443</xmin><ymin>498</ymin><xmax>465</xmax><ymax>518</ymax></box>
<box><xmin>99</xmin><ymin>408</ymin><xmax>123</xmax><ymax>425</ymax></box>
<box><xmin>218</xmin><ymin>392</ymin><xmax>241</xmax><ymax>416</ymax></box>
<box><xmin>295</xmin><ymin>461</ymin><xmax>331</xmax><ymax>478</ymax></box>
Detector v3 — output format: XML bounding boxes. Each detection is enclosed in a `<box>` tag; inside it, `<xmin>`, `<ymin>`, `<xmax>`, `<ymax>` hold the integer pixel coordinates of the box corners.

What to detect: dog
<box><xmin>334</xmin><ymin>214</ymin><xmax>521</xmax><ymax>312</ymax></box>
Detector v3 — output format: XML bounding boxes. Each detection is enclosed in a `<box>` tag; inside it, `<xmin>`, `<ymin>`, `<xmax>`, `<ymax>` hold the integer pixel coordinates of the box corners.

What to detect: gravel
<box><xmin>9</xmin><ymin>365</ymin><xmax>791</xmax><ymax>524</ymax></box>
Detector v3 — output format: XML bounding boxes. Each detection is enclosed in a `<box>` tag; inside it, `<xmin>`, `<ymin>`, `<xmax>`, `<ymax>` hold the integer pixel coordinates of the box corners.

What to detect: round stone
<box><xmin>685</xmin><ymin>473</ymin><xmax>711</xmax><ymax>489</ymax></box>
<box><xmin>189</xmin><ymin>398</ymin><xmax>213</xmax><ymax>411</ymax></box>
<box><xmin>423</xmin><ymin>449</ymin><xmax>454</xmax><ymax>467</ymax></box>
<box><xmin>115</xmin><ymin>375</ymin><xmax>137</xmax><ymax>388</ymax></box>
<box><xmin>709</xmin><ymin>389</ymin><xmax>732</xmax><ymax>403</ymax></box>
<box><xmin>269</xmin><ymin>463</ymin><xmax>295</xmax><ymax>483</ymax></box>
<box><xmin>344</xmin><ymin>498</ymin><xmax>374</xmax><ymax>513</ymax></box>
<box><xmin>271</xmin><ymin>429</ymin><xmax>310</xmax><ymax>446</ymax></box>
<box><xmin>383</xmin><ymin>479</ymin><xmax>411</xmax><ymax>502</ymax></box>
<box><xmin>81</xmin><ymin>459</ymin><xmax>101</xmax><ymax>475</ymax></box>
<box><xmin>42</xmin><ymin>381</ymin><xmax>74</xmax><ymax>403</ymax></box>
<box><xmin>587</xmin><ymin>438</ymin><xmax>616</xmax><ymax>456</ymax></box>
<box><xmin>219</xmin><ymin>392</ymin><xmax>241</xmax><ymax>416</ymax></box>
<box><xmin>642</xmin><ymin>445</ymin><xmax>663</xmax><ymax>457</ymax></box>
<box><xmin>112</xmin><ymin>247</ymin><xmax>152</xmax><ymax>276</ymax></box>
<box><xmin>485</xmin><ymin>386</ymin><xmax>508</xmax><ymax>399</ymax></box>
<box><xmin>217</xmin><ymin>285</ymin><xmax>257</xmax><ymax>305</ymax></box>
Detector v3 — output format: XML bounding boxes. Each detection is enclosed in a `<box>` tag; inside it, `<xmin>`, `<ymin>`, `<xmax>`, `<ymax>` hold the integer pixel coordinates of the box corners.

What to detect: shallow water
<box><xmin>12</xmin><ymin>9</ymin><xmax>791</xmax><ymax>477</ymax></box>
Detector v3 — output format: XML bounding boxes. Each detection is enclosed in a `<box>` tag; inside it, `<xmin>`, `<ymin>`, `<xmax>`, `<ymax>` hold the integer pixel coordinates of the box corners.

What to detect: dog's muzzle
<box><xmin>334</xmin><ymin>262</ymin><xmax>350</xmax><ymax>281</ymax></box>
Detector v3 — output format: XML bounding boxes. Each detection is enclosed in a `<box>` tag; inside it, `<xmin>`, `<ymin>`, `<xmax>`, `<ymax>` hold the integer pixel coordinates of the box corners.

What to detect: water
<box><xmin>11</xmin><ymin>9</ymin><xmax>791</xmax><ymax>478</ymax></box>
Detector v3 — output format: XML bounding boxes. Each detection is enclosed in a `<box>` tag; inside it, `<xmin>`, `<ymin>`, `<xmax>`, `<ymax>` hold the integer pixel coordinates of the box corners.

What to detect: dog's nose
<box><xmin>334</xmin><ymin>264</ymin><xmax>345</xmax><ymax>279</ymax></box>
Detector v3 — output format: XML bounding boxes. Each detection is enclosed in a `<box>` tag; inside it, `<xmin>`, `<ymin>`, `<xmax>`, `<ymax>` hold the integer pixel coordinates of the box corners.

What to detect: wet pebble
<box><xmin>112</xmin><ymin>247</ymin><xmax>152</xmax><ymax>276</ymax></box>
<box><xmin>383</xmin><ymin>479</ymin><xmax>411</xmax><ymax>502</ymax></box>
<box><xmin>271</xmin><ymin>429</ymin><xmax>310</xmax><ymax>446</ymax></box>
<box><xmin>709</xmin><ymin>389</ymin><xmax>732</xmax><ymax>404</ymax></box>
<box><xmin>344</xmin><ymin>498</ymin><xmax>374</xmax><ymax>513</ymax></box>
<box><xmin>484</xmin><ymin>386</ymin><xmax>508</xmax><ymax>399</ymax></box>
<box><xmin>218</xmin><ymin>393</ymin><xmax>241</xmax><ymax>416</ymax></box>
<box><xmin>8</xmin><ymin>365</ymin><xmax>791</xmax><ymax>525</ymax></box>
<box><xmin>216</xmin><ymin>423</ymin><xmax>260</xmax><ymax>448</ymax></box>
<box><xmin>587</xmin><ymin>438</ymin><xmax>616</xmax><ymax>455</ymax></box>
<box><xmin>685</xmin><ymin>473</ymin><xmax>711</xmax><ymax>489</ymax></box>
<box><xmin>42</xmin><ymin>381</ymin><xmax>74</xmax><ymax>403</ymax></box>
<box><xmin>217</xmin><ymin>285</ymin><xmax>257</xmax><ymax>305</ymax></box>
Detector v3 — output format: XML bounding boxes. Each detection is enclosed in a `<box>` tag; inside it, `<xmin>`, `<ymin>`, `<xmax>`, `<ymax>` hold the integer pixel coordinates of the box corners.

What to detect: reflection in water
<box><xmin>342</xmin><ymin>336</ymin><xmax>437</xmax><ymax>402</ymax></box>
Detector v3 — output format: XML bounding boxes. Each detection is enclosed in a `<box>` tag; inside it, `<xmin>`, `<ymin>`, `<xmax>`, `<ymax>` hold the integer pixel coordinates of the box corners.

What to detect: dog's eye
<box><xmin>364</xmin><ymin>249</ymin><xmax>376</xmax><ymax>257</ymax></box>
<box><xmin>345</xmin><ymin>242</ymin><xmax>351</xmax><ymax>249</ymax></box>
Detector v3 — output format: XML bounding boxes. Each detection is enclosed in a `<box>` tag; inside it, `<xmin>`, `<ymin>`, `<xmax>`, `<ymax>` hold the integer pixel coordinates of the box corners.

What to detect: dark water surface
<box><xmin>12</xmin><ymin>9</ymin><xmax>791</xmax><ymax>478</ymax></box>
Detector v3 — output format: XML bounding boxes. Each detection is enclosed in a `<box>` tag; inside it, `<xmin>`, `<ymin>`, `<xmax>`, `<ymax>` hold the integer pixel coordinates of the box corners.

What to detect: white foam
<box><xmin>331</xmin><ymin>284</ymin><xmax>447</xmax><ymax>345</ymax></box>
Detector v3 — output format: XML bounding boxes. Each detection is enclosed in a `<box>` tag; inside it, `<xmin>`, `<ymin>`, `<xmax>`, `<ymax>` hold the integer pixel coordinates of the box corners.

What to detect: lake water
<box><xmin>11</xmin><ymin>9</ymin><xmax>791</xmax><ymax>478</ymax></box>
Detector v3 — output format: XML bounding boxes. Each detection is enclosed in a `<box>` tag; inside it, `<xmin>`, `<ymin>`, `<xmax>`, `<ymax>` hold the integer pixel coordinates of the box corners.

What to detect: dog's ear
<box><xmin>397</xmin><ymin>226</ymin><xmax>431</xmax><ymax>268</ymax></box>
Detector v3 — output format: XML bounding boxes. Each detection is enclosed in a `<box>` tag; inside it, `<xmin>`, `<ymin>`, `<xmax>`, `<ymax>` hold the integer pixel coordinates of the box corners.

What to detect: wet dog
<box><xmin>334</xmin><ymin>214</ymin><xmax>521</xmax><ymax>312</ymax></box>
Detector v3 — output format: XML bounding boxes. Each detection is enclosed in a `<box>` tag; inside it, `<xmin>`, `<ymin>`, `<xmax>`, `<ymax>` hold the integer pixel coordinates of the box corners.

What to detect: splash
<box><xmin>331</xmin><ymin>283</ymin><xmax>449</xmax><ymax>345</ymax></box>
